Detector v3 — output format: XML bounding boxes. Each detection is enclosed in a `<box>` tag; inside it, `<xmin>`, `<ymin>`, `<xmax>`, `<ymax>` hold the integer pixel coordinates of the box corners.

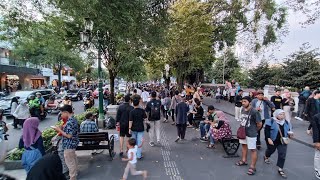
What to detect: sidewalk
<box><xmin>202</xmin><ymin>97</ymin><xmax>314</xmax><ymax>148</ymax></box>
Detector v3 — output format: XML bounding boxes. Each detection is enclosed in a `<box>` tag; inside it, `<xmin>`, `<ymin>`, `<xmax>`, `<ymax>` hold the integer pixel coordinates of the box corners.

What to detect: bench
<box><xmin>76</xmin><ymin>132</ymin><xmax>116</xmax><ymax>160</ymax></box>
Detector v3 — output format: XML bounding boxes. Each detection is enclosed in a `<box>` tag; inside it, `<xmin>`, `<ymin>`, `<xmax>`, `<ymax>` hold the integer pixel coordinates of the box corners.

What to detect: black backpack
<box><xmin>105</xmin><ymin>117</ymin><xmax>116</xmax><ymax>129</ymax></box>
<box><xmin>150</xmin><ymin>100</ymin><xmax>161</xmax><ymax>120</ymax></box>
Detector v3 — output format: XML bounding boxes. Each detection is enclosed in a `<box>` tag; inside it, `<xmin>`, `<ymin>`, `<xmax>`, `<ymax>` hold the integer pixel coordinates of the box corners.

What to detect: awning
<box><xmin>29</xmin><ymin>75</ymin><xmax>45</xmax><ymax>79</ymax></box>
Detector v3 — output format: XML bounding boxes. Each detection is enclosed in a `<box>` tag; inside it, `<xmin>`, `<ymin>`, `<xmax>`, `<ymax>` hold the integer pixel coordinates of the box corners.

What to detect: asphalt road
<box><xmin>5</xmin><ymin>100</ymin><xmax>87</xmax><ymax>151</ymax></box>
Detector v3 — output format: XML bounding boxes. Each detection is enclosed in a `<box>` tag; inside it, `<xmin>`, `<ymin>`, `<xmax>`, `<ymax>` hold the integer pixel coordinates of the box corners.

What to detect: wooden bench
<box><xmin>218</xmin><ymin>135</ymin><xmax>240</xmax><ymax>158</ymax></box>
<box><xmin>76</xmin><ymin>132</ymin><xmax>116</xmax><ymax>160</ymax></box>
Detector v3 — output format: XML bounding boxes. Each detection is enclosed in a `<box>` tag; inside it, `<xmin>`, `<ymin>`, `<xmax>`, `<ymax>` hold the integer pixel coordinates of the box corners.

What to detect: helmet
<box><xmin>36</xmin><ymin>92</ymin><xmax>41</xmax><ymax>96</ymax></box>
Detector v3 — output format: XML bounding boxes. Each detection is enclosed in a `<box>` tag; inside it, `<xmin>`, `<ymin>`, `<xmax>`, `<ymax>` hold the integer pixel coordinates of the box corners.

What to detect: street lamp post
<box><xmin>80</xmin><ymin>18</ymin><xmax>105</xmax><ymax>128</ymax></box>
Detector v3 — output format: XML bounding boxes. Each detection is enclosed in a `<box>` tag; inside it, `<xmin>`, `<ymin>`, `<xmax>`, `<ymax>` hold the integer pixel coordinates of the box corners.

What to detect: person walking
<box><xmin>264</xmin><ymin>109</ymin><xmax>293</xmax><ymax>179</ymax></box>
<box><xmin>312</xmin><ymin>112</ymin><xmax>320</xmax><ymax>179</ymax></box>
<box><xmin>251</xmin><ymin>91</ymin><xmax>275</xmax><ymax>150</ymax></box>
<box><xmin>52</xmin><ymin>105</ymin><xmax>79</xmax><ymax>180</ymax></box>
<box><xmin>295</xmin><ymin>87</ymin><xmax>311</xmax><ymax>121</ymax></box>
<box><xmin>282</xmin><ymin>92</ymin><xmax>295</xmax><ymax>123</ymax></box>
<box><xmin>129</xmin><ymin>97</ymin><xmax>147</xmax><ymax>159</ymax></box>
<box><xmin>13</xmin><ymin>100</ymin><xmax>30</xmax><ymax>128</ymax></box>
<box><xmin>235</xmin><ymin>89</ymin><xmax>243</xmax><ymax>121</ymax></box>
<box><xmin>162</xmin><ymin>93</ymin><xmax>171</xmax><ymax>123</ymax></box>
<box><xmin>146</xmin><ymin>91</ymin><xmax>162</xmax><ymax>146</ymax></box>
<box><xmin>236</xmin><ymin>96</ymin><xmax>262</xmax><ymax>176</ymax></box>
<box><xmin>305</xmin><ymin>90</ymin><xmax>320</xmax><ymax>135</ymax></box>
<box><xmin>141</xmin><ymin>88</ymin><xmax>149</xmax><ymax>108</ymax></box>
<box><xmin>121</xmin><ymin>138</ymin><xmax>147</xmax><ymax>180</ymax></box>
<box><xmin>169</xmin><ymin>90</ymin><xmax>180</xmax><ymax>125</ymax></box>
<box><xmin>271</xmin><ymin>89</ymin><xmax>283</xmax><ymax>116</ymax></box>
<box><xmin>116</xmin><ymin>95</ymin><xmax>134</xmax><ymax>157</ymax></box>
<box><xmin>10</xmin><ymin>97</ymin><xmax>19</xmax><ymax>129</ymax></box>
<box><xmin>175</xmin><ymin>94</ymin><xmax>189</xmax><ymax>142</ymax></box>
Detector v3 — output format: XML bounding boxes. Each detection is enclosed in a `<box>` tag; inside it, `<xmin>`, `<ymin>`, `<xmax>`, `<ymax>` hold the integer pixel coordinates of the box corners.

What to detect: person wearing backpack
<box><xmin>146</xmin><ymin>91</ymin><xmax>162</xmax><ymax>147</ymax></box>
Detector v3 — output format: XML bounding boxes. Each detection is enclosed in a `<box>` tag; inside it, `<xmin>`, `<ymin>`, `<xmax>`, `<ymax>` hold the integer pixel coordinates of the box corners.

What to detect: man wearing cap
<box><xmin>52</xmin><ymin>105</ymin><xmax>79</xmax><ymax>180</ymax></box>
<box><xmin>251</xmin><ymin>91</ymin><xmax>275</xmax><ymax>150</ymax></box>
<box><xmin>146</xmin><ymin>91</ymin><xmax>162</xmax><ymax>147</ymax></box>
<box><xmin>236</xmin><ymin>96</ymin><xmax>262</xmax><ymax>175</ymax></box>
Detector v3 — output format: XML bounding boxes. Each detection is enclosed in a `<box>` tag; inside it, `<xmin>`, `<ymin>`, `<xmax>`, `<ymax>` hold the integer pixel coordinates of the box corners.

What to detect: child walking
<box><xmin>121</xmin><ymin>138</ymin><xmax>147</xmax><ymax>180</ymax></box>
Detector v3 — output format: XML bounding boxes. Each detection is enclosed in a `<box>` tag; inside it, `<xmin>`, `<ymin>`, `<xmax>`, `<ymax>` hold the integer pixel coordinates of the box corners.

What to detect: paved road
<box><xmin>5</xmin><ymin>100</ymin><xmax>87</xmax><ymax>151</ymax></box>
<box><xmin>3</xmin><ymin>97</ymin><xmax>318</xmax><ymax>180</ymax></box>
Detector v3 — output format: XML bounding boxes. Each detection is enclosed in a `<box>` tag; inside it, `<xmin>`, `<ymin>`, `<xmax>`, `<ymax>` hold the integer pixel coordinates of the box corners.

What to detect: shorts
<box><xmin>239</xmin><ymin>136</ymin><xmax>257</xmax><ymax>150</ymax></box>
<box><xmin>120</xmin><ymin>125</ymin><xmax>131</xmax><ymax>137</ymax></box>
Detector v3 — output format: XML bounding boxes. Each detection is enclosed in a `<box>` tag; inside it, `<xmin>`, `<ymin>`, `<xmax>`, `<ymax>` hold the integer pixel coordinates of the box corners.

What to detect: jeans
<box><xmin>199</xmin><ymin>121</ymin><xmax>210</xmax><ymax>138</ymax></box>
<box><xmin>104</xmin><ymin>99</ymin><xmax>109</xmax><ymax>108</ymax></box>
<box><xmin>265</xmin><ymin>143</ymin><xmax>287</xmax><ymax>169</ymax></box>
<box><xmin>176</xmin><ymin>124</ymin><xmax>187</xmax><ymax>139</ymax></box>
<box><xmin>297</xmin><ymin>104</ymin><xmax>305</xmax><ymax>119</ymax></box>
<box><xmin>131</xmin><ymin>131</ymin><xmax>144</xmax><ymax>158</ymax></box>
<box><xmin>209</xmin><ymin>130</ymin><xmax>215</xmax><ymax>145</ymax></box>
<box><xmin>315</xmin><ymin>149</ymin><xmax>320</xmax><ymax>178</ymax></box>
<box><xmin>149</xmin><ymin>120</ymin><xmax>161</xmax><ymax>143</ymax></box>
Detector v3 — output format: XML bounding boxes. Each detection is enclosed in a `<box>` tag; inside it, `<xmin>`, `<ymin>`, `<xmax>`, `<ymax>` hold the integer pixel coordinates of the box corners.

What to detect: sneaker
<box><xmin>149</xmin><ymin>142</ymin><xmax>155</xmax><ymax>147</ymax></box>
<box><xmin>175</xmin><ymin>137</ymin><xmax>180</xmax><ymax>142</ymax></box>
<box><xmin>200</xmin><ymin>137</ymin><xmax>208</xmax><ymax>142</ymax></box>
<box><xmin>295</xmin><ymin>117</ymin><xmax>303</xmax><ymax>121</ymax></box>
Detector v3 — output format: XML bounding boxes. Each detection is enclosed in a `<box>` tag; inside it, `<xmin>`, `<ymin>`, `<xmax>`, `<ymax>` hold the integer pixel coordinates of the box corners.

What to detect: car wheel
<box><xmin>78</xmin><ymin>96</ymin><xmax>81</xmax><ymax>101</ymax></box>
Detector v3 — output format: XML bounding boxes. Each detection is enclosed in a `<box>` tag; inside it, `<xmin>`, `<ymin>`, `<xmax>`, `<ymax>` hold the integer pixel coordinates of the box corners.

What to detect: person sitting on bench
<box><xmin>207</xmin><ymin>111</ymin><xmax>232</xmax><ymax>149</ymax></box>
<box><xmin>191</xmin><ymin>99</ymin><xmax>204</xmax><ymax>128</ymax></box>
<box><xmin>80</xmin><ymin>113</ymin><xmax>100</xmax><ymax>154</ymax></box>
<box><xmin>200</xmin><ymin>105</ymin><xmax>217</xmax><ymax>142</ymax></box>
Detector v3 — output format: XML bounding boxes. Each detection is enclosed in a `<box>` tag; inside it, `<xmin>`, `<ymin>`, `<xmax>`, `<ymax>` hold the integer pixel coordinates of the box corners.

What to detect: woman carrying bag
<box><xmin>264</xmin><ymin>109</ymin><xmax>293</xmax><ymax>179</ymax></box>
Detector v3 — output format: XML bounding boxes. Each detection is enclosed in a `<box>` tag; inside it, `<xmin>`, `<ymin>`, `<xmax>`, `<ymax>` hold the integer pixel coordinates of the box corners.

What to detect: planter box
<box><xmin>4</xmin><ymin>159</ymin><xmax>23</xmax><ymax>170</ymax></box>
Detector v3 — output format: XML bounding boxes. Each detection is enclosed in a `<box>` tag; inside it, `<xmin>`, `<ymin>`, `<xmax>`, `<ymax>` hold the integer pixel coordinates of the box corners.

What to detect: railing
<box><xmin>0</xmin><ymin>57</ymin><xmax>41</xmax><ymax>69</ymax></box>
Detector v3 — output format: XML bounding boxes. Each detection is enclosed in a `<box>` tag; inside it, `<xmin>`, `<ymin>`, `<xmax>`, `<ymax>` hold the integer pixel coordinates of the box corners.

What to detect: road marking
<box><xmin>160</xmin><ymin>125</ymin><xmax>183</xmax><ymax>180</ymax></box>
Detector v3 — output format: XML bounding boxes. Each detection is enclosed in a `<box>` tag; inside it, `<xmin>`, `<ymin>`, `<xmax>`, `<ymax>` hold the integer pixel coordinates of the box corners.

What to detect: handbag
<box><xmin>236</xmin><ymin>109</ymin><xmax>252</xmax><ymax>139</ymax></box>
<box><xmin>278</xmin><ymin>124</ymin><xmax>290</xmax><ymax>145</ymax></box>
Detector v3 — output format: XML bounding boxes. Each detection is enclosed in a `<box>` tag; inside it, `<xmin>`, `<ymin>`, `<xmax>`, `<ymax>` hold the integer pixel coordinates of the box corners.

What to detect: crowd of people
<box><xmin>1</xmin><ymin>81</ymin><xmax>320</xmax><ymax>180</ymax></box>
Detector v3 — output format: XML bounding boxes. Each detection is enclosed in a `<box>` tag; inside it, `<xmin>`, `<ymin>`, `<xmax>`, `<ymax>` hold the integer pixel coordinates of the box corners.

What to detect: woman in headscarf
<box><xmin>207</xmin><ymin>111</ymin><xmax>232</xmax><ymax>149</ymax></box>
<box><xmin>13</xmin><ymin>99</ymin><xmax>30</xmax><ymax>128</ymax></box>
<box><xmin>19</xmin><ymin>117</ymin><xmax>45</xmax><ymax>172</ymax></box>
<box><xmin>264</xmin><ymin>109</ymin><xmax>293</xmax><ymax>179</ymax></box>
<box><xmin>282</xmin><ymin>92</ymin><xmax>295</xmax><ymax>123</ymax></box>
<box><xmin>26</xmin><ymin>154</ymin><xmax>67</xmax><ymax>180</ymax></box>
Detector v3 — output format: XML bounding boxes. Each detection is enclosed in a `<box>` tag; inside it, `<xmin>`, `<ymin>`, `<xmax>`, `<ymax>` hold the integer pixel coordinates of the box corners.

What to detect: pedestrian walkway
<box><xmin>202</xmin><ymin>97</ymin><xmax>314</xmax><ymax>147</ymax></box>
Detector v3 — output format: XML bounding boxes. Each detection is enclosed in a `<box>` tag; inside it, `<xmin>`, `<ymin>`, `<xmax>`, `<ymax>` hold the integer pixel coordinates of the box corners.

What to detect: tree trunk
<box><xmin>58</xmin><ymin>62</ymin><xmax>62</xmax><ymax>89</ymax></box>
<box><xmin>109</xmin><ymin>71</ymin><xmax>116</xmax><ymax>105</ymax></box>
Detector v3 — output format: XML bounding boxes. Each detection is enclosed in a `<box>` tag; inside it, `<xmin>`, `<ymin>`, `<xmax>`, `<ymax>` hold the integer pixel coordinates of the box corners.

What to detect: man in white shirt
<box><xmin>141</xmin><ymin>88</ymin><xmax>149</xmax><ymax>108</ymax></box>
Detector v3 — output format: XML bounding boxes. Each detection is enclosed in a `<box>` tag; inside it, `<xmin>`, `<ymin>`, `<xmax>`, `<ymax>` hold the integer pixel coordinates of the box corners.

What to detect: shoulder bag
<box><xmin>236</xmin><ymin>109</ymin><xmax>252</xmax><ymax>139</ymax></box>
<box><xmin>278</xmin><ymin>124</ymin><xmax>290</xmax><ymax>145</ymax></box>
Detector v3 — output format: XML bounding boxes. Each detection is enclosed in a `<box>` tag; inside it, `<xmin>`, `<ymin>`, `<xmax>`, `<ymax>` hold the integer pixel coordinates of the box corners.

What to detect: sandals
<box><xmin>235</xmin><ymin>160</ymin><xmax>248</xmax><ymax>166</ymax></box>
<box><xmin>278</xmin><ymin>169</ymin><xmax>287</xmax><ymax>179</ymax></box>
<box><xmin>247</xmin><ymin>167</ymin><xmax>256</xmax><ymax>175</ymax></box>
<box><xmin>264</xmin><ymin>156</ymin><xmax>271</xmax><ymax>164</ymax></box>
<box><xmin>206</xmin><ymin>144</ymin><xmax>215</xmax><ymax>149</ymax></box>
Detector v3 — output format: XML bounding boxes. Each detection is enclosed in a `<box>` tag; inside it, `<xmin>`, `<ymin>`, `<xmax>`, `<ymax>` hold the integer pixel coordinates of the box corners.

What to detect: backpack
<box><xmin>22</xmin><ymin>146</ymin><xmax>42</xmax><ymax>173</ymax></box>
<box><xmin>105</xmin><ymin>117</ymin><xmax>116</xmax><ymax>129</ymax></box>
<box><xmin>150</xmin><ymin>100</ymin><xmax>161</xmax><ymax>120</ymax></box>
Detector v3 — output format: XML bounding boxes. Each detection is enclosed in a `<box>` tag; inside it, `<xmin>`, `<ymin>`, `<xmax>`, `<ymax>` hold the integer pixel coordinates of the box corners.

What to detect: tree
<box><xmin>166</xmin><ymin>0</ymin><xmax>214</xmax><ymax>89</ymax></box>
<box><xmin>248</xmin><ymin>62</ymin><xmax>273</xmax><ymax>89</ymax></box>
<box><xmin>0</xmin><ymin>0</ymin><xmax>170</xmax><ymax>104</ymax></box>
<box><xmin>280</xmin><ymin>44</ymin><xmax>320</xmax><ymax>89</ymax></box>
<box><xmin>206</xmin><ymin>49</ymin><xmax>240</xmax><ymax>84</ymax></box>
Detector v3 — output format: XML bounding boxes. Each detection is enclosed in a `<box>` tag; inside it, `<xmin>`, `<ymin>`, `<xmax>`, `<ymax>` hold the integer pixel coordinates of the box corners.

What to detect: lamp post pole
<box><xmin>97</xmin><ymin>42</ymin><xmax>105</xmax><ymax>127</ymax></box>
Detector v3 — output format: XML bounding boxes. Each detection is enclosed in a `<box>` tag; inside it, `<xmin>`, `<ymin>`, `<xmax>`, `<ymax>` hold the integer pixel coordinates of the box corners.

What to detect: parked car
<box><xmin>67</xmin><ymin>88</ymin><xmax>86</xmax><ymax>101</ymax></box>
<box><xmin>0</xmin><ymin>89</ymin><xmax>56</xmax><ymax>117</ymax></box>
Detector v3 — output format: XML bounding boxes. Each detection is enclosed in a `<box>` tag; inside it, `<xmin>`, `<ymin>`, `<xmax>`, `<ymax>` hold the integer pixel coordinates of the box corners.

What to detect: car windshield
<box><xmin>67</xmin><ymin>90</ymin><xmax>79</xmax><ymax>93</ymax></box>
<box><xmin>10</xmin><ymin>91</ymin><xmax>32</xmax><ymax>99</ymax></box>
